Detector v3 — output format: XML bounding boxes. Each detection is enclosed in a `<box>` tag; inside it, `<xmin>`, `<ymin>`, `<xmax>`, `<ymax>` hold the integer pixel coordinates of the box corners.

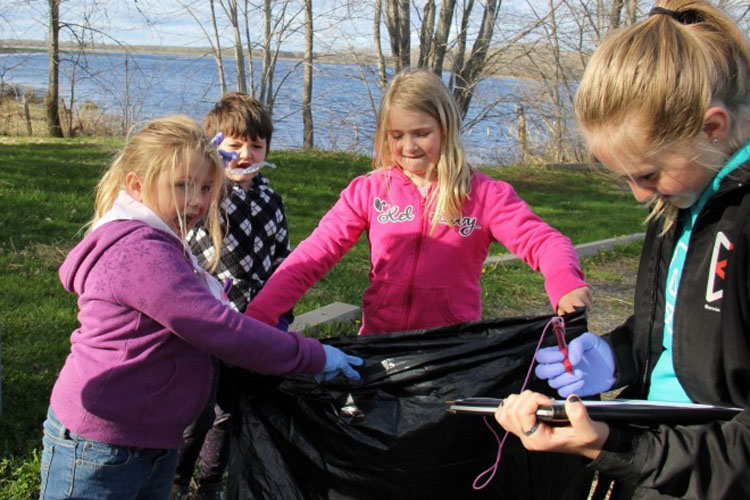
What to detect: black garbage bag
<box><xmin>227</xmin><ymin>313</ymin><xmax>590</xmax><ymax>500</ymax></box>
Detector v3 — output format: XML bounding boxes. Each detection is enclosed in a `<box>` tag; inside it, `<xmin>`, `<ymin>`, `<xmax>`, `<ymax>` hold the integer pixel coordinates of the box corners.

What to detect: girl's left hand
<box><xmin>494</xmin><ymin>390</ymin><xmax>609</xmax><ymax>460</ymax></box>
<box><xmin>556</xmin><ymin>286</ymin><xmax>593</xmax><ymax>315</ymax></box>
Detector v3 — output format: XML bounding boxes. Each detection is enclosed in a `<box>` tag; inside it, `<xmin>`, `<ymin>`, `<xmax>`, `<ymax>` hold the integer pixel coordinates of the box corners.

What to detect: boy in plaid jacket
<box><xmin>173</xmin><ymin>93</ymin><xmax>290</xmax><ymax>499</ymax></box>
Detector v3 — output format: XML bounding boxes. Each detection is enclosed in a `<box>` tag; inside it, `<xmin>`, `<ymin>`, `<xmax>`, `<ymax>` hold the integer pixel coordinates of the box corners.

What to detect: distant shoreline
<box><xmin>0</xmin><ymin>39</ymin><xmax>368</xmax><ymax>65</ymax></box>
<box><xmin>1</xmin><ymin>39</ymin><xmax>575</xmax><ymax>81</ymax></box>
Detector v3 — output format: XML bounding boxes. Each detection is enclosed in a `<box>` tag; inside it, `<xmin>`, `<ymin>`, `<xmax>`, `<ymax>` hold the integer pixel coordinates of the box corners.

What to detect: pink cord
<box><xmin>472</xmin><ymin>316</ymin><xmax>564</xmax><ymax>490</ymax></box>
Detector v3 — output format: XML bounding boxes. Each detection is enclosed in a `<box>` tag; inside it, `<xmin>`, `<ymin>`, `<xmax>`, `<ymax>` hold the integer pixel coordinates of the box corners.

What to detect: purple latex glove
<box><xmin>209</xmin><ymin>132</ymin><xmax>239</xmax><ymax>166</ymax></box>
<box><xmin>535</xmin><ymin>332</ymin><xmax>615</xmax><ymax>398</ymax></box>
<box><xmin>317</xmin><ymin>345</ymin><xmax>363</xmax><ymax>382</ymax></box>
<box><xmin>275</xmin><ymin>311</ymin><xmax>294</xmax><ymax>332</ymax></box>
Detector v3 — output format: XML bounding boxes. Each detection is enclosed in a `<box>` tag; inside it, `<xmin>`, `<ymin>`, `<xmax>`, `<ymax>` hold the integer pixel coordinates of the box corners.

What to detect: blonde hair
<box><xmin>575</xmin><ymin>0</ymin><xmax>750</xmax><ymax>232</ymax></box>
<box><xmin>373</xmin><ymin>69</ymin><xmax>473</xmax><ymax>231</ymax></box>
<box><xmin>91</xmin><ymin>115</ymin><xmax>225</xmax><ymax>269</ymax></box>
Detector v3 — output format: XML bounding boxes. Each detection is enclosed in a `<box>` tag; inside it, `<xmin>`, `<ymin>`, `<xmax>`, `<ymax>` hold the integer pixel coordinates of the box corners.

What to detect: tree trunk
<box><xmin>417</xmin><ymin>0</ymin><xmax>435</xmax><ymax>68</ymax></box>
<box><xmin>23</xmin><ymin>94</ymin><xmax>33</xmax><ymax>136</ymax></box>
<box><xmin>625</xmin><ymin>0</ymin><xmax>638</xmax><ymax>25</ymax></box>
<box><xmin>46</xmin><ymin>0</ymin><xmax>63</xmax><ymax>137</ymax></box>
<box><xmin>452</xmin><ymin>0</ymin><xmax>501</xmax><ymax>118</ymax></box>
<box><xmin>384</xmin><ymin>0</ymin><xmax>402</xmax><ymax>73</ymax></box>
<box><xmin>609</xmin><ymin>0</ymin><xmax>623</xmax><ymax>31</ymax></box>
<box><xmin>222</xmin><ymin>0</ymin><xmax>247</xmax><ymax>93</ymax></box>
<box><xmin>398</xmin><ymin>0</ymin><xmax>410</xmax><ymax>69</ymax></box>
<box><xmin>302</xmin><ymin>0</ymin><xmax>313</xmax><ymax>150</ymax></box>
<box><xmin>516</xmin><ymin>104</ymin><xmax>530</xmax><ymax>163</ymax></box>
<box><xmin>373</xmin><ymin>0</ymin><xmax>388</xmax><ymax>91</ymax></box>
<box><xmin>261</xmin><ymin>0</ymin><xmax>273</xmax><ymax>104</ymax></box>
<box><xmin>430</xmin><ymin>0</ymin><xmax>456</xmax><ymax>75</ymax></box>
<box><xmin>123</xmin><ymin>53</ymin><xmax>130</xmax><ymax>134</ymax></box>
<box><xmin>449</xmin><ymin>0</ymin><xmax>472</xmax><ymax>89</ymax></box>
<box><xmin>243</xmin><ymin>0</ymin><xmax>256</xmax><ymax>97</ymax></box>
<box><xmin>210</xmin><ymin>0</ymin><xmax>227</xmax><ymax>93</ymax></box>
<box><xmin>548</xmin><ymin>0</ymin><xmax>565</xmax><ymax>161</ymax></box>
<box><xmin>233</xmin><ymin>25</ymin><xmax>247</xmax><ymax>93</ymax></box>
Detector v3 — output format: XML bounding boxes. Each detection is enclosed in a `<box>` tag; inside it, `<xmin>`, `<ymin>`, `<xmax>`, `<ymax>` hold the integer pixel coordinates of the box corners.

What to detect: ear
<box><xmin>702</xmin><ymin>106</ymin><xmax>731</xmax><ymax>142</ymax></box>
<box><xmin>125</xmin><ymin>172</ymin><xmax>144</xmax><ymax>201</ymax></box>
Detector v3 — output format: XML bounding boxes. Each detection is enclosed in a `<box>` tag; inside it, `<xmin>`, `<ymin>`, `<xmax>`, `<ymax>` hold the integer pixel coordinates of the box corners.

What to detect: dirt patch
<box><xmin>494</xmin><ymin>253</ymin><xmax>638</xmax><ymax>334</ymax></box>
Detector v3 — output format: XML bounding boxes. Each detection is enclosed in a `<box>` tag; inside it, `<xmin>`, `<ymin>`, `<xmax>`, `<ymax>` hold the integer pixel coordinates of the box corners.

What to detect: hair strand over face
<box><xmin>91</xmin><ymin>115</ymin><xmax>226</xmax><ymax>269</ymax></box>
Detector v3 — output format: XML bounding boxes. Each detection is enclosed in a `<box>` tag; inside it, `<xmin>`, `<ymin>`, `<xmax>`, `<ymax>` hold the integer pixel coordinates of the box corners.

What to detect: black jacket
<box><xmin>591</xmin><ymin>163</ymin><xmax>750</xmax><ymax>499</ymax></box>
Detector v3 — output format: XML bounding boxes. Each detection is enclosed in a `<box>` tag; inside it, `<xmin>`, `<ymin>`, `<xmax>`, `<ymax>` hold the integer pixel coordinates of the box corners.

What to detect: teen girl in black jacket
<box><xmin>493</xmin><ymin>1</ymin><xmax>750</xmax><ymax>498</ymax></box>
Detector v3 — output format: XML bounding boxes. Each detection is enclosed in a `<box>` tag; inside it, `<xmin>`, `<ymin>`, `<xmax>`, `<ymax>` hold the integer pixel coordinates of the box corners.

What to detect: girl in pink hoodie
<box><xmin>246</xmin><ymin>70</ymin><xmax>592</xmax><ymax>335</ymax></box>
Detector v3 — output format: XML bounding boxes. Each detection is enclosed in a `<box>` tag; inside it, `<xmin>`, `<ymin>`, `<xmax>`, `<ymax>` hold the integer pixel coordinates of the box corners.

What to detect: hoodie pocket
<box><xmin>410</xmin><ymin>286</ymin><xmax>463</xmax><ymax>329</ymax></box>
<box><xmin>363</xmin><ymin>281</ymin><xmax>465</xmax><ymax>332</ymax></box>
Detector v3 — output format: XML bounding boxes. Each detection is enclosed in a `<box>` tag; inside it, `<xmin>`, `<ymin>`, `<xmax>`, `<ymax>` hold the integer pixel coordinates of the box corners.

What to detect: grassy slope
<box><xmin>0</xmin><ymin>138</ymin><xmax>645</xmax><ymax>496</ymax></box>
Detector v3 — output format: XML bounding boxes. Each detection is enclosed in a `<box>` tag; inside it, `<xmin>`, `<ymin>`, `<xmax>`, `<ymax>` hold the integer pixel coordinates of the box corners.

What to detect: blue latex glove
<box><xmin>209</xmin><ymin>132</ymin><xmax>239</xmax><ymax>166</ymax></box>
<box><xmin>535</xmin><ymin>332</ymin><xmax>615</xmax><ymax>398</ymax></box>
<box><xmin>317</xmin><ymin>345</ymin><xmax>363</xmax><ymax>382</ymax></box>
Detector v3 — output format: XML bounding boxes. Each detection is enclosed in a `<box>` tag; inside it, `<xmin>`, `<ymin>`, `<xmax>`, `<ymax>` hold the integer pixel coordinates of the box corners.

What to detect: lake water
<box><xmin>0</xmin><ymin>50</ymin><xmax>535</xmax><ymax>164</ymax></box>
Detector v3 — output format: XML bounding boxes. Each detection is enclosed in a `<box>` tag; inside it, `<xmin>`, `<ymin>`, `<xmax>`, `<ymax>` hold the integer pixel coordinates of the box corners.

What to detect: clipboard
<box><xmin>446</xmin><ymin>397</ymin><xmax>743</xmax><ymax>425</ymax></box>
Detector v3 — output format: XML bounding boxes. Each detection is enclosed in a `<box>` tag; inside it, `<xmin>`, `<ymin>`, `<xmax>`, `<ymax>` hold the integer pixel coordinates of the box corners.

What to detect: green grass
<box><xmin>0</xmin><ymin>137</ymin><xmax>646</xmax><ymax>496</ymax></box>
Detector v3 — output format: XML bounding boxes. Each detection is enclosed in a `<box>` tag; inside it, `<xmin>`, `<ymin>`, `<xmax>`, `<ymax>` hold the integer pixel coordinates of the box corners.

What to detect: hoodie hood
<box><xmin>62</xmin><ymin>192</ymin><xmax>227</xmax><ymax>303</ymax></box>
<box><xmin>60</xmin><ymin>220</ymin><xmax>149</xmax><ymax>296</ymax></box>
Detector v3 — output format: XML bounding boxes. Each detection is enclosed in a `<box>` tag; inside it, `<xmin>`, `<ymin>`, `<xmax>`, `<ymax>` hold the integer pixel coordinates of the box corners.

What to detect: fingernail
<box><xmin>568</xmin><ymin>395</ymin><xmax>581</xmax><ymax>403</ymax></box>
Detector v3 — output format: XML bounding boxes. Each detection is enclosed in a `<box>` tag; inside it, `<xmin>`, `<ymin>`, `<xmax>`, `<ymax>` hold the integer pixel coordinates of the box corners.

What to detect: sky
<box><xmin>1</xmin><ymin>0</ymin><xmax>532</xmax><ymax>53</ymax></box>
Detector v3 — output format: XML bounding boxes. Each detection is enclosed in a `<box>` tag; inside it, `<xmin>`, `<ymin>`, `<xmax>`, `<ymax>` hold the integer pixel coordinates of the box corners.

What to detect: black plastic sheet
<box><xmin>227</xmin><ymin>313</ymin><xmax>589</xmax><ymax>500</ymax></box>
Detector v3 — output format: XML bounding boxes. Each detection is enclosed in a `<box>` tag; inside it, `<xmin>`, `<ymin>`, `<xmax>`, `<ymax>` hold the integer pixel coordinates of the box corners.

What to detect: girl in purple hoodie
<box><xmin>40</xmin><ymin>116</ymin><xmax>361</xmax><ymax>499</ymax></box>
<box><xmin>246</xmin><ymin>70</ymin><xmax>592</xmax><ymax>335</ymax></box>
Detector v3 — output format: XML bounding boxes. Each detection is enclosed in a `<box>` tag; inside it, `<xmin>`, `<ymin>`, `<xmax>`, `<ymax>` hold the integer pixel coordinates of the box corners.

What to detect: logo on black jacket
<box><xmin>705</xmin><ymin>231</ymin><xmax>733</xmax><ymax>312</ymax></box>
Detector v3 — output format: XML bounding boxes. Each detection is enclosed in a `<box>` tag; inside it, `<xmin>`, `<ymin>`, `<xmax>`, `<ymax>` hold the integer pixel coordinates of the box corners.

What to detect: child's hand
<box><xmin>209</xmin><ymin>132</ymin><xmax>239</xmax><ymax>166</ymax></box>
<box><xmin>494</xmin><ymin>391</ymin><xmax>609</xmax><ymax>460</ymax></box>
<box><xmin>556</xmin><ymin>286</ymin><xmax>593</xmax><ymax>315</ymax></box>
<box><xmin>316</xmin><ymin>345</ymin><xmax>364</xmax><ymax>382</ymax></box>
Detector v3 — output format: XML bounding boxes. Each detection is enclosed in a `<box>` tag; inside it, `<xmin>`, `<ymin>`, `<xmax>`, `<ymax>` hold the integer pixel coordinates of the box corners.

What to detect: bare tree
<box><xmin>242</xmin><ymin>0</ymin><xmax>256</xmax><ymax>97</ymax></box>
<box><xmin>609</xmin><ymin>0</ymin><xmax>624</xmax><ymax>30</ymax></box>
<box><xmin>254</xmin><ymin>0</ymin><xmax>306</xmax><ymax>116</ymax></box>
<box><xmin>261</xmin><ymin>0</ymin><xmax>274</xmax><ymax>107</ymax></box>
<box><xmin>373</xmin><ymin>0</ymin><xmax>388</xmax><ymax>90</ymax></box>
<box><xmin>219</xmin><ymin>0</ymin><xmax>247</xmax><ymax>92</ymax></box>
<box><xmin>210</xmin><ymin>0</ymin><xmax>228</xmax><ymax>93</ymax></box>
<box><xmin>46</xmin><ymin>0</ymin><xmax>63</xmax><ymax>137</ymax></box>
<box><xmin>546</xmin><ymin>0</ymin><xmax>565</xmax><ymax>161</ymax></box>
<box><xmin>302</xmin><ymin>0</ymin><xmax>313</xmax><ymax>149</ymax></box>
<box><xmin>428</xmin><ymin>0</ymin><xmax>457</xmax><ymax>75</ymax></box>
<box><xmin>451</xmin><ymin>0</ymin><xmax>501</xmax><ymax>118</ymax></box>
<box><xmin>416</xmin><ymin>0</ymin><xmax>435</xmax><ymax>68</ymax></box>
<box><xmin>383</xmin><ymin>0</ymin><xmax>409</xmax><ymax>72</ymax></box>
<box><xmin>379</xmin><ymin>0</ymin><xmax>507</xmax><ymax>119</ymax></box>
<box><xmin>448</xmin><ymin>0</ymin><xmax>471</xmax><ymax>89</ymax></box>
<box><xmin>177</xmin><ymin>0</ymin><xmax>227</xmax><ymax>93</ymax></box>
<box><xmin>624</xmin><ymin>0</ymin><xmax>638</xmax><ymax>25</ymax></box>
<box><xmin>397</xmin><ymin>0</ymin><xmax>410</xmax><ymax>69</ymax></box>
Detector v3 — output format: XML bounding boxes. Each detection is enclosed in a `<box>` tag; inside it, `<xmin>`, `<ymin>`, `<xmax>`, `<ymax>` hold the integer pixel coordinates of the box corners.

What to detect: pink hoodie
<box><xmin>246</xmin><ymin>168</ymin><xmax>587</xmax><ymax>334</ymax></box>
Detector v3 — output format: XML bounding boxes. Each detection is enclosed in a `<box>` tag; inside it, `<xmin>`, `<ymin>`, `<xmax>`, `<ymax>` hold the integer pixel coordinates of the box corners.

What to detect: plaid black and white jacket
<box><xmin>187</xmin><ymin>175</ymin><xmax>290</xmax><ymax>313</ymax></box>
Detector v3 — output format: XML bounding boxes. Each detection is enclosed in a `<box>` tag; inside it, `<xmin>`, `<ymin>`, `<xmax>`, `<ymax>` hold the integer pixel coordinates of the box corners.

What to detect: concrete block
<box><xmin>573</xmin><ymin>233</ymin><xmax>645</xmax><ymax>259</ymax></box>
<box><xmin>290</xmin><ymin>301</ymin><xmax>361</xmax><ymax>333</ymax></box>
<box><xmin>484</xmin><ymin>233</ymin><xmax>645</xmax><ymax>264</ymax></box>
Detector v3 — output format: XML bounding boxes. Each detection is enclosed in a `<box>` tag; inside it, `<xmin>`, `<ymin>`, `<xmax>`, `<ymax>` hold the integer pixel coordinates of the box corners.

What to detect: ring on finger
<box><xmin>522</xmin><ymin>420</ymin><xmax>540</xmax><ymax>436</ymax></box>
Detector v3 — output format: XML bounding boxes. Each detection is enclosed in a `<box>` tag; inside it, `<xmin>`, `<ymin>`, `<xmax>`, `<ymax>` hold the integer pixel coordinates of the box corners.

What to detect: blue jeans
<box><xmin>40</xmin><ymin>408</ymin><xmax>177</xmax><ymax>500</ymax></box>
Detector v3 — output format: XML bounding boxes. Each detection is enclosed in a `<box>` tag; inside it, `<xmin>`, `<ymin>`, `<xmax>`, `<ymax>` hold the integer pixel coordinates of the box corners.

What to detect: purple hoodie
<box><xmin>51</xmin><ymin>220</ymin><xmax>325</xmax><ymax>449</ymax></box>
